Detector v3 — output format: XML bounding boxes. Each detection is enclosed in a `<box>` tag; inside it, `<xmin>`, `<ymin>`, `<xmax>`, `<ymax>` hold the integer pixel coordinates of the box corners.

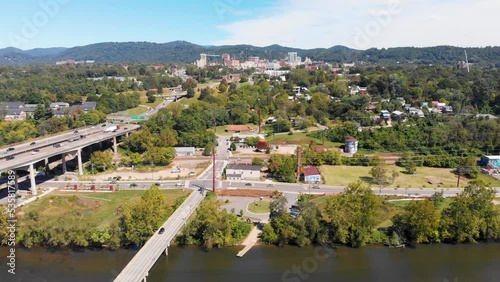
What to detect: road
<box><xmin>114</xmin><ymin>187</ymin><xmax>206</xmax><ymax>282</ymax></box>
<box><xmin>0</xmin><ymin>124</ymin><xmax>103</xmax><ymax>160</ymax></box>
<box><xmin>34</xmin><ymin>179</ymin><xmax>500</xmax><ymax>198</ymax></box>
<box><xmin>0</xmin><ymin>124</ymin><xmax>141</xmax><ymax>172</ymax></box>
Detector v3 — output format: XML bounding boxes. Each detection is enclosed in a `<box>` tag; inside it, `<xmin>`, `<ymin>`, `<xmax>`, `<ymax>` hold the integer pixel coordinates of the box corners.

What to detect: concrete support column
<box><xmin>113</xmin><ymin>136</ymin><xmax>117</xmax><ymax>153</ymax></box>
<box><xmin>99</xmin><ymin>141</ymin><xmax>103</xmax><ymax>150</ymax></box>
<box><xmin>44</xmin><ymin>158</ymin><xmax>49</xmax><ymax>171</ymax></box>
<box><xmin>77</xmin><ymin>148</ymin><xmax>83</xmax><ymax>176</ymax></box>
<box><xmin>29</xmin><ymin>163</ymin><xmax>37</xmax><ymax>195</ymax></box>
<box><xmin>62</xmin><ymin>153</ymin><xmax>67</xmax><ymax>174</ymax></box>
<box><xmin>126</xmin><ymin>132</ymin><xmax>129</xmax><ymax>137</ymax></box>
<box><xmin>164</xmin><ymin>247</ymin><xmax>168</xmax><ymax>256</ymax></box>
<box><xmin>14</xmin><ymin>170</ymin><xmax>19</xmax><ymax>191</ymax></box>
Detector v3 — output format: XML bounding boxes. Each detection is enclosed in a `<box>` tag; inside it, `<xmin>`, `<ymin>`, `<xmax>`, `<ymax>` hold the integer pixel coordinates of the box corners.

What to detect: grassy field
<box><xmin>266</xmin><ymin>132</ymin><xmax>343</xmax><ymax>148</ymax></box>
<box><xmin>247</xmin><ymin>201</ymin><xmax>270</xmax><ymax>214</ymax></box>
<box><xmin>319</xmin><ymin>165</ymin><xmax>469</xmax><ymax>188</ymax></box>
<box><xmin>20</xmin><ymin>189</ymin><xmax>190</xmax><ymax>226</ymax></box>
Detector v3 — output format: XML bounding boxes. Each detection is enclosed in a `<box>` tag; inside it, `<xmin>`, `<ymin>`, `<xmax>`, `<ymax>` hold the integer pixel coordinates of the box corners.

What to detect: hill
<box><xmin>0</xmin><ymin>41</ymin><xmax>499</xmax><ymax>66</ymax></box>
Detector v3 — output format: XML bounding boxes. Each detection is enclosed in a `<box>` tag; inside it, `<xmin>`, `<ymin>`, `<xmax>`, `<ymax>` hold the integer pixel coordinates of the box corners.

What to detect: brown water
<box><xmin>1</xmin><ymin>243</ymin><xmax>499</xmax><ymax>282</ymax></box>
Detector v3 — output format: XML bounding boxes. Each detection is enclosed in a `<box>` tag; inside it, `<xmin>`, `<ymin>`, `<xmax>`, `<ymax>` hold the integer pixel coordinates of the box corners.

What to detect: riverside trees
<box><xmin>260</xmin><ymin>180</ymin><xmax>500</xmax><ymax>248</ymax></box>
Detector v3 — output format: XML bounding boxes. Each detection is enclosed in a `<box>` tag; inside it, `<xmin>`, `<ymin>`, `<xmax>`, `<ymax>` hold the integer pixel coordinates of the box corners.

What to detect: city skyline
<box><xmin>1</xmin><ymin>0</ymin><xmax>500</xmax><ymax>50</ymax></box>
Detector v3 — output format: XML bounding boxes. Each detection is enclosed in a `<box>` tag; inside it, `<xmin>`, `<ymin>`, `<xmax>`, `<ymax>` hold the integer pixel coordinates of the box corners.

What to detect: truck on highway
<box><xmin>103</xmin><ymin>125</ymin><xmax>120</xmax><ymax>132</ymax></box>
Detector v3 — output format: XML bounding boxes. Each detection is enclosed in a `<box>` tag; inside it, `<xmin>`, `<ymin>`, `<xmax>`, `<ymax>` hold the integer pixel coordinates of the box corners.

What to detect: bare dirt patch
<box><xmin>90</xmin><ymin>158</ymin><xmax>211</xmax><ymax>181</ymax></box>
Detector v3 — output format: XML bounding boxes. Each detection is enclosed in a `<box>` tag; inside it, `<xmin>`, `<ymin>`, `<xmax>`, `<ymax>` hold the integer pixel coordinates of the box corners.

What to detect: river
<box><xmin>1</xmin><ymin>243</ymin><xmax>499</xmax><ymax>282</ymax></box>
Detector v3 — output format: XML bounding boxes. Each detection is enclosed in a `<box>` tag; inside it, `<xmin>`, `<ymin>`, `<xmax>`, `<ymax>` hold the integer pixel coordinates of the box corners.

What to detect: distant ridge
<box><xmin>0</xmin><ymin>41</ymin><xmax>499</xmax><ymax>66</ymax></box>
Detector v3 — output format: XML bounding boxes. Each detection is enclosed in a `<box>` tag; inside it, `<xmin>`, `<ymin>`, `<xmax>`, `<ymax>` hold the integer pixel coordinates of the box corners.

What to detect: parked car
<box><xmin>30</xmin><ymin>142</ymin><xmax>36</xmax><ymax>146</ymax></box>
<box><xmin>158</xmin><ymin>227</ymin><xmax>165</xmax><ymax>234</ymax></box>
<box><xmin>245</xmin><ymin>183</ymin><xmax>254</xmax><ymax>186</ymax></box>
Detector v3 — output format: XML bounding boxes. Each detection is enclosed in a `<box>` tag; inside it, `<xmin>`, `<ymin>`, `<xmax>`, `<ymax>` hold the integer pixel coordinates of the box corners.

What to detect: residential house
<box><xmin>381</xmin><ymin>110</ymin><xmax>391</xmax><ymax>119</ymax></box>
<box><xmin>300</xmin><ymin>166</ymin><xmax>322</xmax><ymax>183</ymax></box>
<box><xmin>225</xmin><ymin>164</ymin><xmax>261</xmax><ymax>181</ymax></box>
<box><xmin>391</xmin><ymin>110</ymin><xmax>406</xmax><ymax>121</ymax></box>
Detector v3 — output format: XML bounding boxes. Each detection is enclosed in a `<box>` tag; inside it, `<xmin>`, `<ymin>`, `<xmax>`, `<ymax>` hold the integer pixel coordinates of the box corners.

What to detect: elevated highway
<box><xmin>0</xmin><ymin>124</ymin><xmax>140</xmax><ymax>194</ymax></box>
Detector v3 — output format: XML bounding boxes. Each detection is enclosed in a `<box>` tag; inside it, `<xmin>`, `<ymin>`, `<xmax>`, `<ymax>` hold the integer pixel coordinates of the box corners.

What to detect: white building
<box><xmin>226</xmin><ymin>164</ymin><xmax>261</xmax><ymax>181</ymax></box>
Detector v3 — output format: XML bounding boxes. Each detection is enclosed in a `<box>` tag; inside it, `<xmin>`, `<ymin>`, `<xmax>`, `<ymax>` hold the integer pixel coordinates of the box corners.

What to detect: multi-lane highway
<box><xmin>0</xmin><ymin>124</ymin><xmax>141</xmax><ymax>172</ymax></box>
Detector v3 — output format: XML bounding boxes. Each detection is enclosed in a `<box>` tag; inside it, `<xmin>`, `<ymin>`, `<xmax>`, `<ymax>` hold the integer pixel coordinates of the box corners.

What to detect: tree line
<box><xmin>261</xmin><ymin>180</ymin><xmax>500</xmax><ymax>248</ymax></box>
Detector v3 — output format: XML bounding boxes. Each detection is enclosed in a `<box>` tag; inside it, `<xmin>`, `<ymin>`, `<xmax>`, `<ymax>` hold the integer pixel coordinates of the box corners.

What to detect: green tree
<box><xmin>119</xmin><ymin>185</ymin><xmax>169</xmax><ymax>246</ymax></box>
<box><xmin>440</xmin><ymin>180</ymin><xmax>499</xmax><ymax>243</ymax></box>
<box><xmin>392</xmin><ymin>200</ymin><xmax>440</xmax><ymax>244</ymax></box>
<box><xmin>90</xmin><ymin>150</ymin><xmax>114</xmax><ymax>171</ymax></box>
<box><xmin>146</xmin><ymin>90</ymin><xmax>156</xmax><ymax>103</ymax></box>
<box><xmin>325</xmin><ymin>181</ymin><xmax>380</xmax><ymax>247</ymax></box>
<box><xmin>218</xmin><ymin>79</ymin><xmax>228</xmax><ymax>93</ymax></box>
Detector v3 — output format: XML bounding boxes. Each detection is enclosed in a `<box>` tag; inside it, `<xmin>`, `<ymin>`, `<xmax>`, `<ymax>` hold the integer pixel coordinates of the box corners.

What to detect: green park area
<box><xmin>319</xmin><ymin>165</ymin><xmax>500</xmax><ymax>188</ymax></box>
<box><xmin>21</xmin><ymin>189</ymin><xmax>190</xmax><ymax>226</ymax></box>
<box><xmin>247</xmin><ymin>201</ymin><xmax>271</xmax><ymax>214</ymax></box>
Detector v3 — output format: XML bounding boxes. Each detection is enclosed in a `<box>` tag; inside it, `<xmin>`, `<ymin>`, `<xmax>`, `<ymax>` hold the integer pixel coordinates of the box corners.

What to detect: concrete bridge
<box><xmin>0</xmin><ymin>124</ymin><xmax>140</xmax><ymax>194</ymax></box>
<box><xmin>114</xmin><ymin>186</ymin><xmax>207</xmax><ymax>282</ymax></box>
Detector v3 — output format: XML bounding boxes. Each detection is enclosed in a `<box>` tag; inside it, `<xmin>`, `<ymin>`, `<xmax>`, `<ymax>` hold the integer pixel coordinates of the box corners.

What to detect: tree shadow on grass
<box><xmin>359</xmin><ymin>176</ymin><xmax>373</xmax><ymax>184</ymax></box>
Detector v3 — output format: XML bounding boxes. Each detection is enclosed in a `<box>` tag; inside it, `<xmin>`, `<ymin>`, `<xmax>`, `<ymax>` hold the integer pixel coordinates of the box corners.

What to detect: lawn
<box><xmin>247</xmin><ymin>201</ymin><xmax>270</xmax><ymax>214</ymax></box>
<box><xmin>320</xmin><ymin>165</ymin><xmax>467</xmax><ymax>188</ymax></box>
<box><xmin>266</xmin><ymin>132</ymin><xmax>342</xmax><ymax>148</ymax></box>
<box><xmin>20</xmin><ymin>189</ymin><xmax>190</xmax><ymax>226</ymax></box>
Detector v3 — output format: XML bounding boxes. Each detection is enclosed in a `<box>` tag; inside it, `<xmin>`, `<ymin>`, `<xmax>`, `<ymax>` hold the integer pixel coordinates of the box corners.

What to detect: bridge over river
<box><xmin>114</xmin><ymin>186</ymin><xmax>206</xmax><ymax>282</ymax></box>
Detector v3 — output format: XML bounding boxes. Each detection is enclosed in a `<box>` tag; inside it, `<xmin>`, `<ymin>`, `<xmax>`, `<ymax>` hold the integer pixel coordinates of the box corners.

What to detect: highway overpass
<box><xmin>114</xmin><ymin>186</ymin><xmax>206</xmax><ymax>282</ymax></box>
<box><xmin>0</xmin><ymin>124</ymin><xmax>140</xmax><ymax>195</ymax></box>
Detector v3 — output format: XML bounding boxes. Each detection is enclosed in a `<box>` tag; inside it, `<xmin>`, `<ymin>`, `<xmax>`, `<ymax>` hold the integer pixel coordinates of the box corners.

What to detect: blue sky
<box><xmin>1</xmin><ymin>0</ymin><xmax>499</xmax><ymax>50</ymax></box>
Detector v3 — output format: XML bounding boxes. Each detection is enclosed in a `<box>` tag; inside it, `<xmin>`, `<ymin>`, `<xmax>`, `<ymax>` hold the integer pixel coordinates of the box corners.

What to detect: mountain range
<box><xmin>0</xmin><ymin>41</ymin><xmax>499</xmax><ymax>66</ymax></box>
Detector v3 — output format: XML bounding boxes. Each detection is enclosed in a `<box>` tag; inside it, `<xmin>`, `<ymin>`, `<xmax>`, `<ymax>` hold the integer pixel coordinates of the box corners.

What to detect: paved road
<box><xmin>0</xmin><ymin>124</ymin><xmax>141</xmax><ymax>172</ymax></box>
<box><xmin>0</xmin><ymin>124</ymin><xmax>105</xmax><ymax>160</ymax></box>
<box><xmin>34</xmin><ymin>179</ymin><xmax>500</xmax><ymax>198</ymax></box>
<box><xmin>114</xmin><ymin>186</ymin><xmax>206</xmax><ymax>282</ymax></box>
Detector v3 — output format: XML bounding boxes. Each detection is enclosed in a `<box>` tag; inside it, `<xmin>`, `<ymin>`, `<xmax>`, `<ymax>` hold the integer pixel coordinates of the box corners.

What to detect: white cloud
<box><xmin>213</xmin><ymin>0</ymin><xmax>500</xmax><ymax>49</ymax></box>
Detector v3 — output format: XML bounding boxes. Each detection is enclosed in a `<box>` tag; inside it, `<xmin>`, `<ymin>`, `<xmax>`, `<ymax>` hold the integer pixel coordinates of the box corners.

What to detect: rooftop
<box><xmin>226</xmin><ymin>164</ymin><xmax>261</xmax><ymax>171</ymax></box>
<box><xmin>302</xmin><ymin>166</ymin><xmax>321</xmax><ymax>176</ymax></box>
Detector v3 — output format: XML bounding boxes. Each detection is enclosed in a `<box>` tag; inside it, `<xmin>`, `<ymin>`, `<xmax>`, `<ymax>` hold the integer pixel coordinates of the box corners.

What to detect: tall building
<box><xmin>196</xmin><ymin>54</ymin><xmax>207</xmax><ymax>68</ymax></box>
<box><xmin>248</xmin><ymin>56</ymin><xmax>260</xmax><ymax>64</ymax></box>
<box><xmin>288</xmin><ymin>52</ymin><xmax>298</xmax><ymax>65</ymax></box>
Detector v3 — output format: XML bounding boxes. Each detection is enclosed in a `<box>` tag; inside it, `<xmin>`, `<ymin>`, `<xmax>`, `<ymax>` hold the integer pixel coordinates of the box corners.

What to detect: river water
<box><xmin>1</xmin><ymin>243</ymin><xmax>499</xmax><ymax>282</ymax></box>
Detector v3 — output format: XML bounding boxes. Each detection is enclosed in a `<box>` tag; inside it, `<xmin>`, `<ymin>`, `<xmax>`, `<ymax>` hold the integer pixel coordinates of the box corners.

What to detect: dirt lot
<box><xmin>89</xmin><ymin>157</ymin><xmax>211</xmax><ymax>181</ymax></box>
<box><xmin>234</xmin><ymin>144</ymin><xmax>298</xmax><ymax>156</ymax></box>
